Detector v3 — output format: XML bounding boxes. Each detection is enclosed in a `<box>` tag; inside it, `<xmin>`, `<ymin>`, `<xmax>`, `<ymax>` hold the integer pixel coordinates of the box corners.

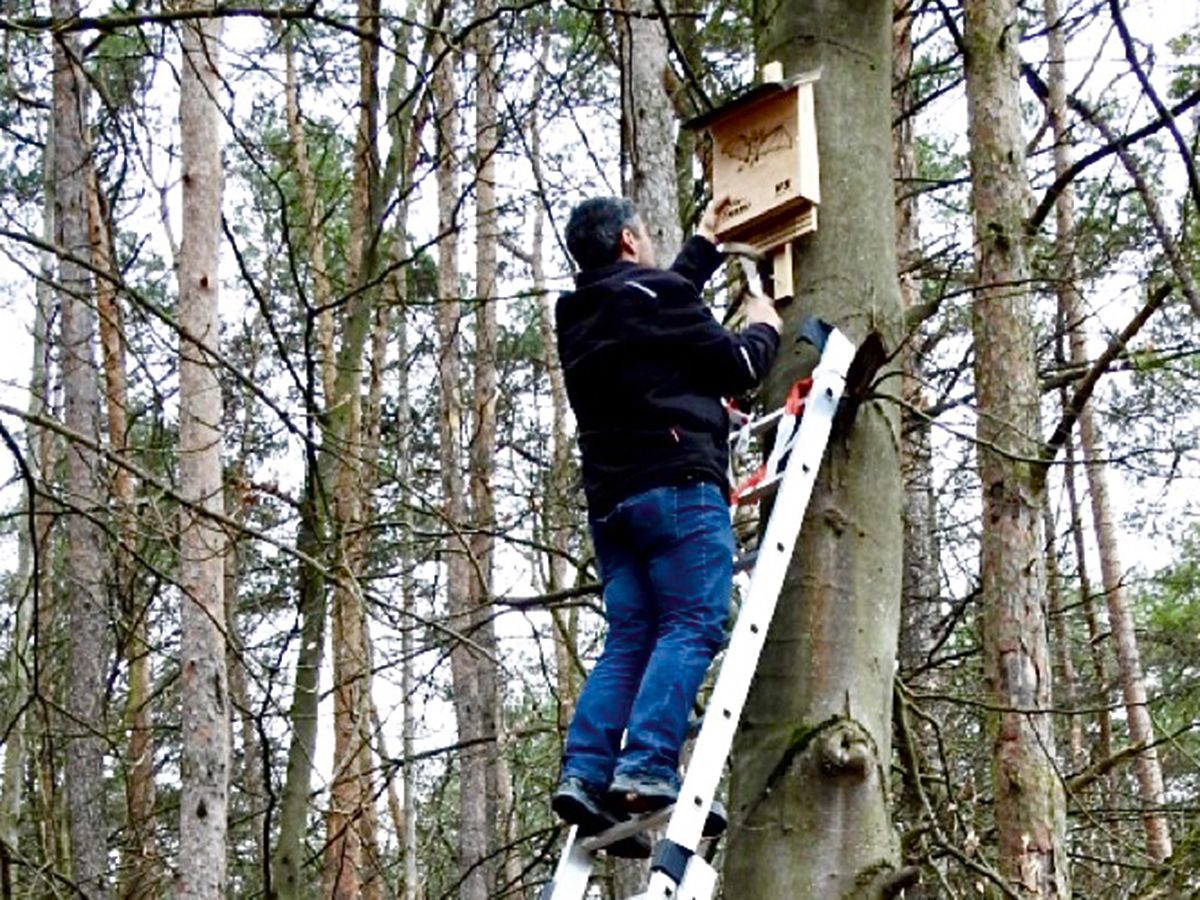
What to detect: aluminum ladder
<box><xmin>540</xmin><ymin>318</ymin><xmax>857</xmax><ymax>900</ymax></box>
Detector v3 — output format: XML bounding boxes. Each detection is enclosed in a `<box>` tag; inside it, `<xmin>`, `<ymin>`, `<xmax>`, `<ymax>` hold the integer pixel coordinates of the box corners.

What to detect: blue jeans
<box><xmin>562</xmin><ymin>482</ymin><xmax>734</xmax><ymax>791</ymax></box>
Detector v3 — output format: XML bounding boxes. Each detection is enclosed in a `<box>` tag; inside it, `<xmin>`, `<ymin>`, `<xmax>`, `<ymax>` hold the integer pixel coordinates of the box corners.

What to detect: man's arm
<box><xmin>669</xmin><ymin>195</ymin><xmax>730</xmax><ymax>291</ymax></box>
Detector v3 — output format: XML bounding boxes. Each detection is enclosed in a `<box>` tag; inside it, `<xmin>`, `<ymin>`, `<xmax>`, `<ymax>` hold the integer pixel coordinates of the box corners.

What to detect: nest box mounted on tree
<box><xmin>686</xmin><ymin>63</ymin><xmax>820</xmax><ymax>297</ymax></box>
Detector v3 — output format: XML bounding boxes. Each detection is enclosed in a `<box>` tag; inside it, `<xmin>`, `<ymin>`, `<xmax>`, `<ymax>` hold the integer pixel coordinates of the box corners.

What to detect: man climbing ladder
<box><xmin>551</xmin><ymin>193</ymin><xmax>782</xmax><ymax>849</ymax></box>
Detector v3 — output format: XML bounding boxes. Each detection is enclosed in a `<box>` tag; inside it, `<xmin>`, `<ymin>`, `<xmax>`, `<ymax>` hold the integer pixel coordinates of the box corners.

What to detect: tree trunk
<box><xmin>893</xmin><ymin>0</ymin><xmax>939</xmax><ymax>680</ymax></box>
<box><xmin>272</xmin><ymin>474</ymin><xmax>327</xmax><ymax>899</ymax></box>
<box><xmin>472</xmin><ymin>3</ymin><xmax>512</xmax><ymax>889</ymax></box>
<box><xmin>964</xmin><ymin>1</ymin><xmax>1068</xmax><ymax>894</ymax></box>
<box><xmin>528</xmin><ymin>32</ymin><xmax>580</xmax><ymax>732</ymax></box>
<box><xmin>396</xmin><ymin>302</ymin><xmax>420</xmax><ymax>900</ymax></box>
<box><xmin>0</xmin><ymin>165</ymin><xmax>55</xmax><ymax>880</ymax></box>
<box><xmin>618</xmin><ymin>0</ymin><xmax>682</xmax><ymax>261</ymax></box>
<box><xmin>724</xmin><ymin>4</ymin><xmax>904</xmax><ymax>896</ymax></box>
<box><xmin>52</xmin><ymin>3</ymin><xmax>112</xmax><ymax>891</ymax></box>
<box><xmin>322</xmin><ymin>0</ymin><xmax>383</xmax><ymax>890</ymax></box>
<box><xmin>87</xmin><ymin>159</ymin><xmax>159</xmax><ymax>900</ymax></box>
<box><xmin>176</xmin><ymin>9</ymin><xmax>230</xmax><ymax>897</ymax></box>
<box><xmin>432</xmin><ymin>21</ymin><xmax>493</xmax><ymax>897</ymax></box>
<box><xmin>1042</xmin><ymin>0</ymin><xmax>1171</xmax><ymax>863</ymax></box>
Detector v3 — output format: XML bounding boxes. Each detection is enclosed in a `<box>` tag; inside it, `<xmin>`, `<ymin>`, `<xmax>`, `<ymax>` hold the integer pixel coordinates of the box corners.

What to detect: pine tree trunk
<box><xmin>964</xmin><ymin>1</ymin><xmax>1068</xmax><ymax>894</ymax></box>
<box><xmin>893</xmin><ymin>0</ymin><xmax>939</xmax><ymax>679</ymax></box>
<box><xmin>272</xmin><ymin>476</ymin><xmax>327</xmax><ymax>899</ymax></box>
<box><xmin>432</xmin><ymin>23</ymin><xmax>493</xmax><ymax>897</ymax></box>
<box><xmin>87</xmin><ymin>160</ymin><xmax>159</xmax><ymax>900</ymax></box>
<box><xmin>176</xmin><ymin>9</ymin><xmax>230</xmax><ymax>897</ymax></box>
<box><xmin>471</xmin><ymin>3</ymin><xmax>510</xmax><ymax>888</ymax></box>
<box><xmin>0</xmin><ymin>175</ymin><xmax>54</xmax><ymax>876</ymax></box>
<box><xmin>1042</xmin><ymin>0</ymin><xmax>1171</xmax><ymax>862</ymax></box>
<box><xmin>724</xmin><ymin>4</ymin><xmax>904</xmax><ymax>895</ymax></box>
<box><xmin>323</xmin><ymin>0</ymin><xmax>383</xmax><ymax>889</ymax></box>
<box><xmin>618</xmin><ymin>0</ymin><xmax>681</xmax><ymax>260</ymax></box>
<box><xmin>52</xmin><ymin>2</ymin><xmax>112</xmax><ymax>890</ymax></box>
<box><xmin>528</xmin><ymin>40</ymin><xmax>580</xmax><ymax>730</ymax></box>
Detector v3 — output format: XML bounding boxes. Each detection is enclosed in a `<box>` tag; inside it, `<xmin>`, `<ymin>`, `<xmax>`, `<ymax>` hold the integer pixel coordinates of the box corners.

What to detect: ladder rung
<box><xmin>578</xmin><ymin>806</ymin><xmax>674</xmax><ymax>853</ymax></box>
<box><xmin>736</xmin><ymin>472</ymin><xmax>783</xmax><ymax>504</ymax></box>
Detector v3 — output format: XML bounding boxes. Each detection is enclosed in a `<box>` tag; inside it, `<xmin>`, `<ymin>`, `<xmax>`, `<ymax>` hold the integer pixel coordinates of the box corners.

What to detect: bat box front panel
<box><xmin>711</xmin><ymin>81</ymin><xmax>819</xmax><ymax>248</ymax></box>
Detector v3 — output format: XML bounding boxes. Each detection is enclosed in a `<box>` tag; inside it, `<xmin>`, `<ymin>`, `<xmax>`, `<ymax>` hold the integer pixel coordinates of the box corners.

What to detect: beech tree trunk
<box><xmin>618</xmin><ymin>0</ymin><xmax>682</xmax><ymax>260</ymax></box>
<box><xmin>964</xmin><ymin>1</ymin><xmax>1068</xmax><ymax>894</ymax></box>
<box><xmin>52</xmin><ymin>4</ymin><xmax>111</xmax><ymax>892</ymax></box>
<box><xmin>176</xmin><ymin>9</ymin><xmax>230</xmax><ymax>897</ymax></box>
<box><xmin>1042</xmin><ymin>0</ymin><xmax>1172</xmax><ymax>863</ymax></box>
<box><xmin>724</xmin><ymin>4</ymin><xmax>905</xmax><ymax>896</ymax></box>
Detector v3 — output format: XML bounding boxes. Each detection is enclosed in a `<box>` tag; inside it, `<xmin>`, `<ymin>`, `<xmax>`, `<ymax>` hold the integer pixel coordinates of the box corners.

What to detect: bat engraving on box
<box><xmin>721</xmin><ymin>124</ymin><xmax>794</xmax><ymax>170</ymax></box>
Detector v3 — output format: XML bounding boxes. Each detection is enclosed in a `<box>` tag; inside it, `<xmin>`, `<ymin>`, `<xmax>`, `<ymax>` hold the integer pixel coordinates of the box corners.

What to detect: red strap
<box><xmin>785</xmin><ymin>377</ymin><xmax>814</xmax><ymax>416</ymax></box>
<box><xmin>732</xmin><ymin>463</ymin><xmax>767</xmax><ymax>505</ymax></box>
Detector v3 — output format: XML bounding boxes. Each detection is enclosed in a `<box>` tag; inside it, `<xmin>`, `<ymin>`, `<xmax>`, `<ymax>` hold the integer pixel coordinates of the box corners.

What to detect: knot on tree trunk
<box><xmin>817</xmin><ymin>718</ymin><xmax>873</xmax><ymax>778</ymax></box>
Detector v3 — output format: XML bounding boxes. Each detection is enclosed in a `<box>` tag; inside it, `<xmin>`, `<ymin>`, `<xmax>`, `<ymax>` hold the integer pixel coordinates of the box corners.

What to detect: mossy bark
<box><xmin>724</xmin><ymin>2</ymin><xmax>904</xmax><ymax>896</ymax></box>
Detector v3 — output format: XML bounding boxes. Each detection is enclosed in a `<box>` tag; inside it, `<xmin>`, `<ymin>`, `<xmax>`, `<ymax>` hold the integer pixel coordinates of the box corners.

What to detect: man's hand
<box><xmin>743</xmin><ymin>294</ymin><xmax>783</xmax><ymax>333</ymax></box>
<box><xmin>697</xmin><ymin>194</ymin><xmax>731</xmax><ymax>245</ymax></box>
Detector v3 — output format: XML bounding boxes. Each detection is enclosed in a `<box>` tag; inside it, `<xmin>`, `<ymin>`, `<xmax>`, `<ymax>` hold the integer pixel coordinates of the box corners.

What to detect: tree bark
<box><xmin>618</xmin><ymin>0</ymin><xmax>682</xmax><ymax>261</ymax></box>
<box><xmin>471</xmin><ymin>1</ymin><xmax>508</xmax><ymax>889</ymax></box>
<box><xmin>893</xmin><ymin>0</ymin><xmax>939</xmax><ymax>681</ymax></box>
<box><xmin>964</xmin><ymin>1</ymin><xmax>1068</xmax><ymax>894</ymax></box>
<box><xmin>724</xmin><ymin>4</ymin><xmax>904</xmax><ymax>895</ymax></box>
<box><xmin>528</xmin><ymin>29</ymin><xmax>580</xmax><ymax>733</ymax></box>
<box><xmin>0</xmin><ymin>162</ymin><xmax>55</xmax><ymax>884</ymax></box>
<box><xmin>86</xmin><ymin>158</ymin><xmax>159</xmax><ymax>900</ymax></box>
<box><xmin>323</xmin><ymin>0</ymin><xmax>383</xmax><ymax>882</ymax></box>
<box><xmin>431</xmin><ymin>19</ymin><xmax>493</xmax><ymax>896</ymax></box>
<box><xmin>271</xmin><ymin>473</ymin><xmax>327</xmax><ymax>899</ymax></box>
<box><xmin>52</xmin><ymin>2</ymin><xmax>112</xmax><ymax>891</ymax></box>
<box><xmin>175</xmin><ymin>8</ymin><xmax>230</xmax><ymax>897</ymax></box>
<box><xmin>1042</xmin><ymin>0</ymin><xmax>1171</xmax><ymax>863</ymax></box>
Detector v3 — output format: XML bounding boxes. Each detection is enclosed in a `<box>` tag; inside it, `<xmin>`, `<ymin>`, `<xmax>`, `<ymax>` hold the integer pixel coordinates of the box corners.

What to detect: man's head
<box><xmin>565</xmin><ymin>197</ymin><xmax>656</xmax><ymax>271</ymax></box>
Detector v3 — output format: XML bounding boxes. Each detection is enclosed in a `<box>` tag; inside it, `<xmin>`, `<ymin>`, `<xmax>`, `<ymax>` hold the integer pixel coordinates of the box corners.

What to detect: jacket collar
<box><xmin>575</xmin><ymin>259</ymin><xmax>640</xmax><ymax>288</ymax></box>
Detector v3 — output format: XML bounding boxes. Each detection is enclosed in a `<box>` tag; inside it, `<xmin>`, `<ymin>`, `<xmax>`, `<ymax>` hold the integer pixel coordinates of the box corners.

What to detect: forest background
<box><xmin>0</xmin><ymin>0</ymin><xmax>1199</xmax><ymax>897</ymax></box>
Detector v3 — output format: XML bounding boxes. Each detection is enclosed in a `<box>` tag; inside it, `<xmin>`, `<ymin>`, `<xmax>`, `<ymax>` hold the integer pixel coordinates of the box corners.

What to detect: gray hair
<box><xmin>565</xmin><ymin>197</ymin><xmax>639</xmax><ymax>271</ymax></box>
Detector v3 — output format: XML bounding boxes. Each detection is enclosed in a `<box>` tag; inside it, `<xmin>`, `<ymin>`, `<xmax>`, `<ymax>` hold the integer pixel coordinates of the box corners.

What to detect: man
<box><xmin>552</xmin><ymin>194</ymin><xmax>783</xmax><ymax>850</ymax></box>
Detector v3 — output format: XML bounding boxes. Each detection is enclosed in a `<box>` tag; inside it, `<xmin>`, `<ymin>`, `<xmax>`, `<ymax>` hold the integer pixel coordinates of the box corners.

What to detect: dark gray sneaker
<box><xmin>607</xmin><ymin>773</ymin><xmax>727</xmax><ymax>838</ymax></box>
<box><xmin>551</xmin><ymin>777</ymin><xmax>651</xmax><ymax>859</ymax></box>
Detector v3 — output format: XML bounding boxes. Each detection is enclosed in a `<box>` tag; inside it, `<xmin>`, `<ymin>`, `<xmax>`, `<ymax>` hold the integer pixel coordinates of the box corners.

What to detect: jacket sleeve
<box><xmin>669</xmin><ymin>235</ymin><xmax>723</xmax><ymax>292</ymax></box>
<box><xmin>653</xmin><ymin>292</ymin><xmax>782</xmax><ymax>395</ymax></box>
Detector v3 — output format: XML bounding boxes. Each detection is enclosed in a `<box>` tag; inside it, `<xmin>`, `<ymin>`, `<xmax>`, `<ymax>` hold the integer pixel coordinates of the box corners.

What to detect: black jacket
<box><xmin>555</xmin><ymin>235</ymin><xmax>780</xmax><ymax>516</ymax></box>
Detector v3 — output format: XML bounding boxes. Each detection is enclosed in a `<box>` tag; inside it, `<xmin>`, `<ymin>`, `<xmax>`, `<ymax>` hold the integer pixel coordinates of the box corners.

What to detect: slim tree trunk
<box><xmin>1042</xmin><ymin>0</ymin><xmax>1171</xmax><ymax>862</ymax></box>
<box><xmin>1063</xmin><ymin>439</ymin><xmax>1112</xmax><ymax>765</ymax></box>
<box><xmin>618</xmin><ymin>0</ymin><xmax>681</xmax><ymax>260</ymax></box>
<box><xmin>322</xmin><ymin>0</ymin><xmax>384</xmax><ymax>889</ymax></box>
<box><xmin>52</xmin><ymin>3</ymin><xmax>111</xmax><ymax>891</ymax></box>
<box><xmin>964</xmin><ymin>1</ymin><xmax>1068</xmax><ymax>894</ymax></box>
<box><xmin>724</xmin><ymin>4</ymin><xmax>904</xmax><ymax>895</ymax></box>
<box><xmin>176</xmin><ymin>9</ymin><xmax>230</xmax><ymax>897</ymax></box>
<box><xmin>0</xmin><ymin>166</ymin><xmax>55</xmax><ymax>879</ymax></box>
<box><xmin>471</xmin><ymin>0</ymin><xmax>504</xmax><ymax>887</ymax></box>
<box><xmin>272</xmin><ymin>474</ymin><xmax>327</xmax><ymax>899</ymax></box>
<box><xmin>893</xmin><ymin>0</ymin><xmax>939</xmax><ymax>679</ymax></box>
<box><xmin>527</xmin><ymin>31</ymin><xmax>580</xmax><ymax>731</ymax></box>
<box><xmin>87</xmin><ymin>160</ymin><xmax>159</xmax><ymax>900</ymax></box>
<box><xmin>431</xmin><ymin>21</ymin><xmax>491</xmax><ymax>897</ymax></box>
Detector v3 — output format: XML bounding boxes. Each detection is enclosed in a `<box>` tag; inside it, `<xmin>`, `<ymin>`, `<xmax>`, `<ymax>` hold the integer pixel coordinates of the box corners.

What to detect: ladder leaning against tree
<box><xmin>541</xmin><ymin>317</ymin><xmax>859</xmax><ymax>900</ymax></box>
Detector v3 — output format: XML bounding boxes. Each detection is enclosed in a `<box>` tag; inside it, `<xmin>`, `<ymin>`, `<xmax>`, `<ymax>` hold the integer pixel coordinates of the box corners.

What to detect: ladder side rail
<box><xmin>643</xmin><ymin>330</ymin><xmax>855</xmax><ymax>896</ymax></box>
<box><xmin>542</xmin><ymin>826</ymin><xmax>597</xmax><ymax>900</ymax></box>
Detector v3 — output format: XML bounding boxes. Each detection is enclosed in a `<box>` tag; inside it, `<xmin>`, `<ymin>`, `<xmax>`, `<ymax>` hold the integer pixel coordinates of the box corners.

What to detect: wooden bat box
<box><xmin>687</xmin><ymin>71</ymin><xmax>820</xmax><ymax>253</ymax></box>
